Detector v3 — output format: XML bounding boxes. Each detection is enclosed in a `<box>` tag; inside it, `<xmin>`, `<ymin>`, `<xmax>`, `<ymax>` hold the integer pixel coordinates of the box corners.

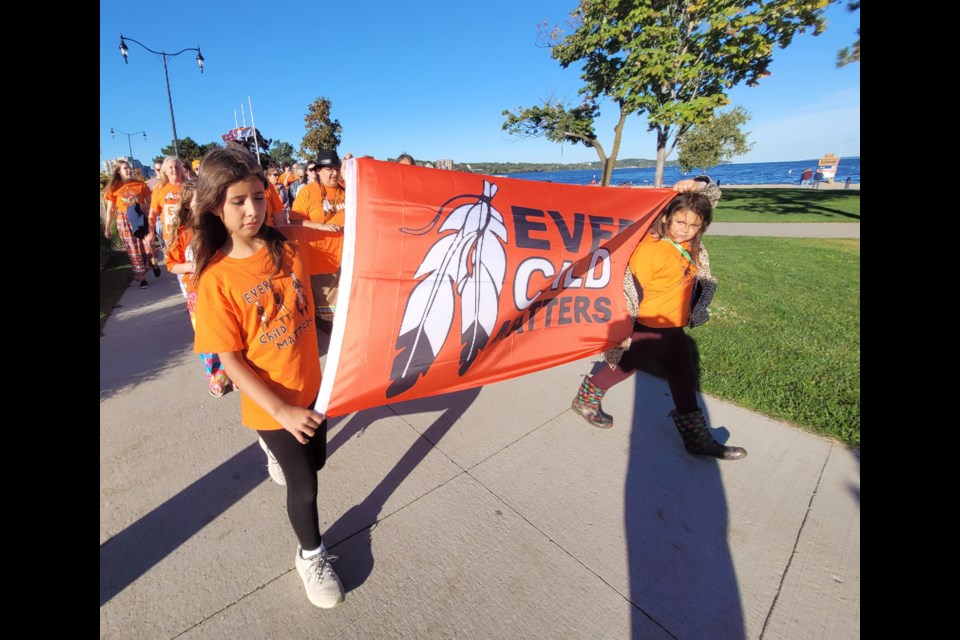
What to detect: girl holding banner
<box><xmin>571</xmin><ymin>180</ymin><xmax>747</xmax><ymax>461</ymax></box>
<box><xmin>191</xmin><ymin>148</ymin><xmax>345</xmax><ymax>608</ymax></box>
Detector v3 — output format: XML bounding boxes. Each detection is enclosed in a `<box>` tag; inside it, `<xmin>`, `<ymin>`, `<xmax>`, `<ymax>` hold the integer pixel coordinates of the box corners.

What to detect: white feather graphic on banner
<box><xmin>387</xmin><ymin>181</ymin><xmax>508</xmax><ymax>398</ymax></box>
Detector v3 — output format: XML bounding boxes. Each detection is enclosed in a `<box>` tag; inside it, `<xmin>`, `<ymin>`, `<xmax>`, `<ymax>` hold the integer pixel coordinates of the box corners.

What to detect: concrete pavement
<box><xmin>100</xmin><ymin>271</ymin><xmax>860</xmax><ymax>640</ymax></box>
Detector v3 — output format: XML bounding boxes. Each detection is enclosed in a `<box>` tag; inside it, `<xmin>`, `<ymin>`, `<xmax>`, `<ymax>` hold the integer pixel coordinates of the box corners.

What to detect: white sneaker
<box><xmin>295</xmin><ymin>545</ymin><xmax>344</xmax><ymax>608</ymax></box>
<box><xmin>258</xmin><ymin>437</ymin><xmax>286</xmax><ymax>486</ymax></box>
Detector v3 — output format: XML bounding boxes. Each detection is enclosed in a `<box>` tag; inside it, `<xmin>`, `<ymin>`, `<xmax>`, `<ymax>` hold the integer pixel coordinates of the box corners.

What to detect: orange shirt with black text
<box><xmin>150</xmin><ymin>183</ymin><xmax>183</xmax><ymax>246</ymax></box>
<box><xmin>193</xmin><ymin>226</ymin><xmax>339</xmax><ymax>430</ymax></box>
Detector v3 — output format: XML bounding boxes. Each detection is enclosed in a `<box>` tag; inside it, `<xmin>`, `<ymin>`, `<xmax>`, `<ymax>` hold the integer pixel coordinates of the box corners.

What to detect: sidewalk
<box><xmin>100</xmin><ymin>273</ymin><xmax>860</xmax><ymax>640</ymax></box>
<box><xmin>708</xmin><ymin>222</ymin><xmax>860</xmax><ymax>238</ymax></box>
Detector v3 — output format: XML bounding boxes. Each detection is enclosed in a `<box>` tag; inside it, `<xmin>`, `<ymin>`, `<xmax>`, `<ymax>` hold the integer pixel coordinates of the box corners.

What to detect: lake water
<box><xmin>506</xmin><ymin>157</ymin><xmax>860</xmax><ymax>187</ymax></box>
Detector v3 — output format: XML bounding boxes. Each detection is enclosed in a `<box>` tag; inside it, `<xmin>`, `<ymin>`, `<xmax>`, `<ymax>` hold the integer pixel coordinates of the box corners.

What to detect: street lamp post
<box><xmin>119</xmin><ymin>34</ymin><xmax>204</xmax><ymax>160</ymax></box>
<box><xmin>110</xmin><ymin>128</ymin><xmax>147</xmax><ymax>159</ymax></box>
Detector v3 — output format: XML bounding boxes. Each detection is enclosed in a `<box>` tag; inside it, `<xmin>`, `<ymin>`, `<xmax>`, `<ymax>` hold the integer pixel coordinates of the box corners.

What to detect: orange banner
<box><xmin>317</xmin><ymin>159</ymin><xmax>678</xmax><ymax>417</ymax></box>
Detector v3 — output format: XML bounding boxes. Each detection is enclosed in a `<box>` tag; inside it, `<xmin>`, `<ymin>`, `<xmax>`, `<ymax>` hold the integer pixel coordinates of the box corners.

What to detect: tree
<box><xmin>836</xmin><ymin>1</ymin><xmax>860</xmax><ymax>67</ymax></box>
<box><xmin>269</xmin><ymin>141</ymin><xmax>296</xmax><ymax>166</ymax></box>
<box><xmin>505</xmin><ymin>0</ymin><xmax>827</xmax><ymax>186</ymax></box>
<box><xmin>250</xmin><ymin>128</ymin><xmax>273</xmax><ymax>167</ymax></box>
<box><xmin>300</xmin><ymin>97</ymin><xmax>342</xmax><ymax>160</ymax></box>
<box><xmin>160</xmin><ymin>137</ymin><xmax>205</xmax><ymax>163</ymax></box>
<box><xmin>157</xmin><ymin>138</ymin><xmax>220</xmax><ymax>164</ymax></box>
<box><xmin>677</xmin><ymin>106</ymin><xmax>754</xmax><ymax>174</ymax></box>
<box><xmin>503</xmin><ymin>99</ymin><xmax>616</xmax><ymax>180</ymax></box>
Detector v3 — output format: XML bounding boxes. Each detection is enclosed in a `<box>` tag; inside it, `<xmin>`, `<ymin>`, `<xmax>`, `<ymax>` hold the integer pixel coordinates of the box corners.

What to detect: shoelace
<box><xmin>305</xmin><ymin>552</ymin><xmax>340</xmax><ymax>583</ymax></box>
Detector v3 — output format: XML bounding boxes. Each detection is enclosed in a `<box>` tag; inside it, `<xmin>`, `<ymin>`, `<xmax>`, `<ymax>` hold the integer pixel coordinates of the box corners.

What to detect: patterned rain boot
<box><xmin>669</xmin><ymin>409</ymin><xmax>747</xmax><ymax>460</ymax></box>
<box><xmin>571</xmin><ymin>376</ymin><xmax>614</xmax><ymax>429</ymax></box>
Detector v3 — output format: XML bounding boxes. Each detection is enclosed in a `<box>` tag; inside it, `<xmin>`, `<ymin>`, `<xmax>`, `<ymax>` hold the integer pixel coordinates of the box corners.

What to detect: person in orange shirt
<box><xmin>570</xmin><ymin>180</ymin><xmax>747</xmax><ymax>460</ymax></box>
<box><xmin>103</xmin><ymin>159</ymin><xmax>159</xmax><ymax>288</ymax></box>
<box><xmin>278</xmin><ymin>162</ymin><xmax>294</xmax><ymax>188</ymax></box>
<box><xmin>264</xmin><ymin>164</ymin><xmax>288</xmax><ymax>226</ymax></box>
<box><xmin>289</xmin><ymin>150</ymin><xmax>345</xmax><ymax>328</ymax></box>
<box><xmin>191</xmin><ymin>147</ymin><xmax>345</xmax><ymax>609</ymax></box>
<box><xmin>149</xmin><ymin>156</ymin><xmax>188</xmax><ymax>257</ymax></box>
<box><xmin>164</xmin><ymin>180</ymin><xmax>233</xmax><ymax>397</ymax></box>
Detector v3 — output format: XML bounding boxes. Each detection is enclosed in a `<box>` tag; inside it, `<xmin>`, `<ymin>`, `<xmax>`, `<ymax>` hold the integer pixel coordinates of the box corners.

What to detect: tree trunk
<box><xmin>601</xmin><ymin>104</ymin><xmax>630</xmax><ymax>187</ymax></box>
<box><xmin>654</xmin><ymin>128</ymin><xmax>669</xmax><ymax>188</ymax></box>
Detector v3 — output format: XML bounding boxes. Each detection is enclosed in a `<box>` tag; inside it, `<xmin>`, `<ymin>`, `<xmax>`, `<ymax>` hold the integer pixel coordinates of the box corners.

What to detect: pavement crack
<box><xmin>759</xmin><ymin>442</ymin><xmax>832</xmax><ymax>639</ymax></box>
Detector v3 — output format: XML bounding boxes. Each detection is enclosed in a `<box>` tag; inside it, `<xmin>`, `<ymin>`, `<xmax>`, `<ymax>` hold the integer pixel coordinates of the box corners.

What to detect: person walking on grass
<box><xmin>570</xmin><ymin>178</ymin><xmax>747</xmax><ymax>461</ymax></box>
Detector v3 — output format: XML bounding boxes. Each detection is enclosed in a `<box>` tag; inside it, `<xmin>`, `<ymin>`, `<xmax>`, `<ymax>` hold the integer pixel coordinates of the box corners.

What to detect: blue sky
<box><xmin>100</xmin><ymin>1</ymin><xmax>860</xmax><ymax>166</ymax></box>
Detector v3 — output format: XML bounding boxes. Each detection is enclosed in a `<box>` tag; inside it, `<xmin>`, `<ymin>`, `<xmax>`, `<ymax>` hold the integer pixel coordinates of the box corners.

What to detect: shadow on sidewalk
<box><xmin>600</xmin><ymin>334</ymin><xmax>745</xmax><ymax>638</ymax></box>
<box><xmin>322</xmin><ymin>388</ymin><xmax>481</xmax><ymax>592</ymax></box>
<box><xmin>99</xmin><ymin>443</ymin><xmax>268</xmax><ymax>606</ymax></box>
<box><xmin>100</xmin><ymin>277</ymin><xmax>194</xmax><ymax>401</ymax></box>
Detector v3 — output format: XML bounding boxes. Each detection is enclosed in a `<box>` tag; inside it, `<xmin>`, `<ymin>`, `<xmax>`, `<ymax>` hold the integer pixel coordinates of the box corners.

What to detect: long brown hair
<box><xmin>170</xmin><ymin>179</ymin><xmax>197</xmax><ymax>249</ymax></box>
<box><xmin>649</xmin><ymin>192</ymin><xmax>714</xmax><ymax>263</ymax></box>
<box><xmin>192</xmin><ymin>148</ymin><xmax>289</xmax><ymax>282</ymax></box>
<box><xmin>105</xmin><ymin>159</ymin><xmax>137</xmax><ymax>194</ymax></box>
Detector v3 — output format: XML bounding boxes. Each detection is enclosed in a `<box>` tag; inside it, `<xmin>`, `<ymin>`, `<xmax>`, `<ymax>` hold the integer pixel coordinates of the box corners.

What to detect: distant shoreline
<box><xmin>710</xmin><ymin>182</ymin><xmax>859</xmax><ymax>191</ymax></box>
<box><xmin>622</xmin><ymin>182</ymin><xmax>859</xmax><ymax>191</ymax></box>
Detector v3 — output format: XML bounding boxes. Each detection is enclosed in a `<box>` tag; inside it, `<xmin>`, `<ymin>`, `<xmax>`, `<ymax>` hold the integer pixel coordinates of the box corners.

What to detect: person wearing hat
<box><xmin>191</xmin><ymin>158</ymin><xmax>202</xmax><ymax>177</ymax></box>
<box><xmin>289</xmin><ymin>150</ymin><xmax>346</xmax><ymax>339</ymax></box>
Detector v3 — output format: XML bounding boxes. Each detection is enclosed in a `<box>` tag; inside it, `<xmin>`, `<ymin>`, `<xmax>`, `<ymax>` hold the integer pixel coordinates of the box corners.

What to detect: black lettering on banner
<box><xmin>547</xmin><ymin>210</ymin><xmax>585</xmax><ymax>252</ymax></box>
<box><xmin>588</xmin><ymin>216</ymin><xmax>615</xmax><ymax>253</ymax></box>
<box><xmin>527</xmin><ymin>299</ymin><xmax>546</xmax><ymax>331</ymax></box>
<box><xmin>592</xmin><ymin>297</ymin><xmax>612</xmax><ymax>323</ymax></box>
<box><xmin>557</xmin><ymin>297</ymin><xmax>573</xmax><ymax>325</ymax></box>
<box><xmin>542</xmin><ymin>297</ymin><xmax>559</xmax><ymax>327</ymax></box>
<box><xmin>493</xmin><ymin>320</ymin><xmax>512</xmax><ymax>343</ymax></box>
<box><xmin>573</xmin><ymin>296</ymin><xmax>591</xmax><ymax>323</ymax></box>
<box><xmin>512</xmin><ymin>206</ymin><xmax>551</xmax><ymax>250</ymax></box>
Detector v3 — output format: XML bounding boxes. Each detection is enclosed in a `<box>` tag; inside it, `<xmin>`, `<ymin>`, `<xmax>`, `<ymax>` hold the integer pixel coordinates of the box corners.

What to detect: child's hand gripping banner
<box><xmin>317</xmin><ymin>159</ymin><xmax>677</xmax><ymax>417</ymax></box>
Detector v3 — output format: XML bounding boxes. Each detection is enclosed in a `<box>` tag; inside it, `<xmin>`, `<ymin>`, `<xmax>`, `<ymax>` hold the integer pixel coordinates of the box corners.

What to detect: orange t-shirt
<box><xmin>104</xmin><ymin>180</ymin><xmax>151</xmax><ymax>215</ymax></box>
<box><xmin>165</xmin><ymin>226</ymin><xmax>195</xmax><ymax>292</ymax></box>
<box><xmin>193</xmin><ymin>226</ymin><xmax>339</xmax><ymax>430</ymax></box>
<box><xmin>150</xmin><ymin>182</ymin><xmax>183</xmax><ymax>246</ymax></box>
<box><xmin>628</xmin><ymin>235</ymin><xmax>698</xmax><ymax>328</ymax></box>
<box><xmin>265</xmin><ymin>182</ymin><xmax>284</xmax><ymax>224</ymax></box>
<box><xmin>280</xmin><ymin>171</ymin><xmax>297</xmax><ymax>188</ymax></box>
<box><xmin>289</xmin><ymin>182</ymin><xmax>345</xmax><ymax>272</ymax></box>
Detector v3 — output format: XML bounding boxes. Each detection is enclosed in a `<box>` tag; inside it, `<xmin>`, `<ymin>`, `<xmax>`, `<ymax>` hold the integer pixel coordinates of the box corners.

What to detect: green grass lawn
<box><xmin>687</xmin><ymin>237</ymin><xmax>860</xmax><ymax>446</ymax></box>
<box><xmin>713</xmin><ymin>188</ymin><xmax>860</xmax><ymax>223</ymax></box>
<box><xmin>100</xmin><ymin>249</ymin><xmax>132</xmax><ymax>335</ymax></box>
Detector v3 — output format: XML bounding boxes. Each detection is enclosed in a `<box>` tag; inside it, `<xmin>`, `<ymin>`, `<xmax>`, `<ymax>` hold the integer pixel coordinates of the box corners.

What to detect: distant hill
<box><xmin>451</xmin><ymin>158</ymin><xmax>684</xmax><ymax>174</ymax></box>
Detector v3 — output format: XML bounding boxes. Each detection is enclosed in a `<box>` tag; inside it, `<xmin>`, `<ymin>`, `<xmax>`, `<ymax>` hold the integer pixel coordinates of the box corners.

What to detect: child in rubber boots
<box><xmin>191</xmin><ymin>148</ymin><xmax>345</xmax><ymax>607</ymax></box>
<box><xmin>571</xmin><ymin>180</ymin><xmax>747</xmax><ymax>460</ymax></box>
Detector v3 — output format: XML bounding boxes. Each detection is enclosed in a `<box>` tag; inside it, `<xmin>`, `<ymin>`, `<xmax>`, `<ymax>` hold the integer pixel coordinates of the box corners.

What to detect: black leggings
<box><xmin>257</xmin><ymin>424</ymin><xmax>327</xmax><ymax>550</ymax></box>
<box><xmin>591</xmin><ymin>324</ymin><xmax>699</xmax><ymax>414</ymax></box>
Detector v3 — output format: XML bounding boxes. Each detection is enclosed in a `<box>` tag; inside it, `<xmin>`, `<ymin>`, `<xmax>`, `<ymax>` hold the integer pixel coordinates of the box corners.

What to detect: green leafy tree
<box><xmin>300</xmin><ymin>97</ymin><xmax>342</xmax><ymax>160</ymax></box>
<box><xmin>677</xmin><ymin>106</ymin><xmax>754</xmax><ymax>174</ymax></box>
<box><xmin>502</xmin><ymin>99</ymin><xmax>616</xmax><ymax>179</ymax></box>
<box><xmin>199</xmin><ymin>141</ymin><xmax>221</xmax><ymax>157</ymax></box>
<box><xmin>249</xmin><ymin>128</ymin><xmax>273</xmax><ymax>167</ymax></box>
<box><xmin>506</xmin><ymin>0</ymin><xmax>827</xmax><ymax>186</ymax></box>
<box><xmin>836</xmin><ymin>1</ymin><xmax>860</xmax><ymax>67</ymax></box>
<box><xmin>269</xmin><ymin>140</ymin><xmax>296</xmax><ymax>167</ymax></box>
<box><xmin>159</xmin><ymin>137</ymin><xmax>205</xmax><ymax>164</ymax></box>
